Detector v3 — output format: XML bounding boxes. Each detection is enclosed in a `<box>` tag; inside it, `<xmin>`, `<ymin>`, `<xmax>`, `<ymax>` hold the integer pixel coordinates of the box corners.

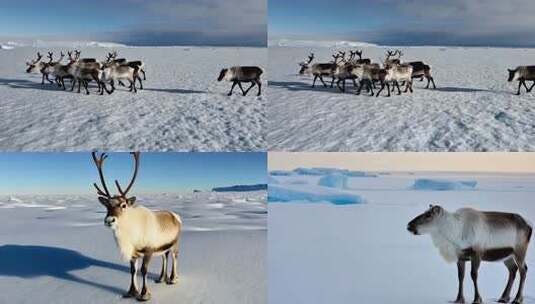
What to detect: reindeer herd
<box><xmin>298</xmin><ymin>48</ymin><xmax>535</xmax><ymax>97</ymax></box>
<box><xmin>25</xmin><ymin>50</ymin><xmax>146</xmax><ymax>95</ymax></box>
<box><xmin>298</xmin><ymin>49</ymin><xmax>436</xmax><ymax>97</ymax></box>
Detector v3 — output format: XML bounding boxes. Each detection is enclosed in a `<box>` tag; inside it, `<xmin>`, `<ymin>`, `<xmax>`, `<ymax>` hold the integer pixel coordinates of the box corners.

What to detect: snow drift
<box><xmin>268</xmin><ymin>184</ymin><xmax>364</xmax><ymax>205</ymax></box>
<box><xmin>411</xmin><ymin>178</ymin><xmax>477</xmax><ymax>191</ymax></box>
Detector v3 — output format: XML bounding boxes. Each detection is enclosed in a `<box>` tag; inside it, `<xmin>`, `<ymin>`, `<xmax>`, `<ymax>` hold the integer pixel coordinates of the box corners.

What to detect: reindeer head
<box><xmin>26</xmin><ymin>52</ymin><xmax>43</xmax><ymax>73</ymax></box>
<box><xmin>407</xmin><ymin>204</ymin><xmax>444</xmax><ymax>235</ymax></box>
<box><xmin>507</xmin><ymin>68</ymin><xmax>518</xmax><ymax>82</ymax></box>
<box><xmin>217</xmin><ymin>68</ymin><xmax>229</xmax><ymax>81</ymax></box>
<box><xmin>92</xmin><ymin>152</ymin><xmax>140</xmax><ymax>230</ymax></box>
<box><xmin>298</xmin><ymin>53</ymin><xmax>315</xmax><ymax>74</ymax></box>
<box><xmin>355</xmin><ymin>50</ymin><xmax>363</xmax><ymax>59</ymax></box>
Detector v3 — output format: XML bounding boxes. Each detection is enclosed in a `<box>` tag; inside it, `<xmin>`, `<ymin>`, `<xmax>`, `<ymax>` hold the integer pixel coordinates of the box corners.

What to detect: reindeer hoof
<box><xmin>497</xmin><ymin>297</ymin><xmax>510</xmax><ymax>303</ymax></box>
<box><xmin>166</xmin><ymin>277</ymin><xmax>179</xmax><ymax>285</ymax></box>
<box><xmin>512</xmin><ymin>297</ymin><xmax>523</xmax><ymax>304</ymax></box>
<box><xmin>137</xmin><ymin>292</ymin><xmax>151</xmax><ymax>302</ymax></box>
<box><xmin>123</xmin><ymin>289</ymin><xmax>140</xmax><ymax>298</ymax></box>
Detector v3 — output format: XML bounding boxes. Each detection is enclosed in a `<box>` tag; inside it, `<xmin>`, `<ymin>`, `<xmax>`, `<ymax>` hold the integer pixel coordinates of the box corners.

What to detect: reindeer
<box><xmin>25</xmin><ymin>52</ymin><xmax>46</xmax><ymax>79</ymax></box>
<box><xmin>217</xmin><ymin>66</ymin><xmax>263</xmax><ymax>96</ymax></box>
<box><xmin>508</xmin><ymin>66</ymin><xmax>535</xmax><ymax>95</ymax></box>
<box><xmin>91</xmin><ymin>152</ymin><xmax>182</xmax><ymax>302</ymax></box>
<box><xmin>351</xmin><ymin>64</ymin><xmax>385</xmax><ymax>96</ymax></box>
<box><xmin>407</xmin><ymin>61</ymin><xmax>436</xmax><ymax>89</ymax></box>
<box><xmin>408</xmin><ymin>205</ymin><xmax>532</xmax><ymax>304</ymax></box>
<box><xmin>42</xmin><ymin>52</ymin><xmax>68</xmax><ymax>87</ymax></box>
<box><xmin>99</xmin><ymin>62</ymin><xmax>141</xmax><ymax>94</ymax></box>
<box><xmin>25</xmin><ymin>52</ymin><xmax>55</xmax><ymax>85</ymax></box>
<box><xmin>375</xmin><ymin>63</ymin><xmax>413</xmax><ymax>97</ymax></box>
<box><xmin>110</xmin><ymin>51</ymin><xmax>147</xmax><ymax>84</ymax></box>
<box><xmin>298</xmin><ymin>53</ymin><xmax>315</xmax><ymax>75</ymax></box>
<box><xmin>66</xmin><ymin>51</ymin><xmax>104</xmax><ymax>94</ymax></box>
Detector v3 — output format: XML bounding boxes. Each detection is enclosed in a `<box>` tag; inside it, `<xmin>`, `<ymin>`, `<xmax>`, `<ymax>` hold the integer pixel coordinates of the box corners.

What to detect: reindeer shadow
<box><xmin>268</xmin><ymin>80</ymin><xmax>341</xmax><ymax>93</ymax></box>
<box><xmin>0</xmin><ymin>78</ymin><xmax>63</xmax><ymax>92</ymax></box>
<box><xmin>432</xmin><ymin>86</ymin><xmax>494</xmax><ymax>93</ymax></box>
<box><xmin>0</xmin><ymin>244</ymin><xmax>148</xmax><ymax>295</ymax></box>
<box><xmin>143</xmin><ymin>87</ymin><xmax>206</xmax><ymax>94</ymax></box>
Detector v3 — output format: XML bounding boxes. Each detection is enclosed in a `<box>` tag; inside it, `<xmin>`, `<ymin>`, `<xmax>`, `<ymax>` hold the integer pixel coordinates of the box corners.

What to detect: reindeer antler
<box><xmin>92</xmin><ymin>152</ymin><xmax>111</xmax><ymax>198</ymax></box>
<box><xmin>47</xmin><ymin>52</ymin><xmax>54</xmax><ymax>63</ymax></box>
<box><xmin>115</xmin><ymin>152</ymin><xmax>140</xmax><ymax>198</ymax></box>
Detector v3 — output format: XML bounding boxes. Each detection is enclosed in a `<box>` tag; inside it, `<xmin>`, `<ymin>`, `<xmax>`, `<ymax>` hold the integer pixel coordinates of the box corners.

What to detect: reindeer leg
<box><xmin>516</xmin><ymin>80</ymin><xmax>523</xmax><ymax>95</ymax></box>
<box><xmin>137</xmin><ymin>76</ymin><xmax>143</xmax><ymax>90</ymax></box>
<box><xmin>319</xmin><ymin>76</ymin><xmax>327</xmax><ymax>87</ymax></box>
<box><xmin>141</xmin><ymin>69</ymin><xmax>146</xmax><ymax>80</ymax></box>
<box><xmin>41</xmin><ymin>73</ymin><xmax>46</xmax><ymax>85</ymax></box>
<box><xmin>237</xmin><ymin>81</ymin><xmax>247</xmax><ymax>96</ymax></box>
<box><xmin>77</xmin><ymin>79</ymin><xmax>82</xmax><ymax>93</ymax></box>
<box><xmin>137</xmin><ymin>254</ymin><xmax>152</xmax><ymax>301</ymax></box>
<box><xmin>244</xmin><ymin>82</ymin><xmax>255</xmax><ymax>96</ymax></box>
<box><xmin>453</xmin><ymin>260</ymin><xmax>466</xmax><ymax>303</ymax></box>
<box><xmin>355</xmin><ymin>80</ymin><xmax>362</xmax><ymax>95</ymax></box>
<box><xmin>228</xmin><ymin>81</ymin><xmax>237</xmax><ymax>96</ymax></box>
<box><xmin>498</xmin><ymin>258</ymin><xmax>518</xmax><ymax>303</ymax></box>
<box><xmin>312</xmin><ymin>75</ymin><xmax>318</xmax><ymax>88</ymax></box>
<box><xmin>396</xmin><ymin>81</ymin><xmax>402</xmax><ymax>95</ymax></box>
<box><xmin>83</xmin><ymin>80</ymin><xmax>90</xmax><ymax>95</ymax></box>
<box><xmin>155</xmin><ymin>251</ymin><xmax>169</xmax><ymax>283</ymax></box>
<box><xmin>124</xmin><ymin>259</ymin><xmax>140</xmax><ymax>298</ymax></box>
<box><xmin>255</xmin><ymin>79</ymin><xmax>262</xmax><ymax>96</ymax></box>
<box><xmin>375</xmin><ymin>81</ymin><xmax>385</xmax><ymax>97</ymax></box>
<box><xmin>330</xmin><ymin>76</ymin><xmax>335</xmax><ymax>88</ymax></box>
<box><xmin>46</xmin><ymin>74</ymin><xmax>53</xmax><ymax>84</ymax></box>
<box><xmin>527</xmin><ymin>81</ymin><xmax>535</xmax><ymax>92</ymax></box>
<box><xmin>470</xmin><ymin>254</ymin><xmax>482</xmax><ymax>304</ymax></box>
<box><xmin>167</xmin><ymin>244</ymin><xmax>179</xmax><ymax>284</ymax></box>
<box><xmin>368</xmin><ymin>80</ymin><xmax>374</xmax><ymax>96</ymax></box>
<box><xmin>512</xmin><ymin>249</ymin><xmax>528</xmax><ymax>304</ymax></box>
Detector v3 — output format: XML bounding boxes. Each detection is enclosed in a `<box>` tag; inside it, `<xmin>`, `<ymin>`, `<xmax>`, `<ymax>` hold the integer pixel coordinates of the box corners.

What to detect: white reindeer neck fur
<box><xmin>111</xmin><ymin>205</ymin><xmax>180</xmax><ymax>261</ymax></box>
<box><xmin>223</xmin><ymin>67</ymin><xmax>238</xmax><ymax>81</ymax></box>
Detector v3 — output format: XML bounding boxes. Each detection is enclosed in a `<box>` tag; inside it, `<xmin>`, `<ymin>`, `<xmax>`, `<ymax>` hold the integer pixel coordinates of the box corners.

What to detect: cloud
<box><xmin>117</xmin><ymin>0</ymin><xmax>266</xmax><ymax>46</ymax></box>
<box><xmin>365</xmin><ymin>0</ymin><xmax>535</xmax><ymax>46</ymax></box>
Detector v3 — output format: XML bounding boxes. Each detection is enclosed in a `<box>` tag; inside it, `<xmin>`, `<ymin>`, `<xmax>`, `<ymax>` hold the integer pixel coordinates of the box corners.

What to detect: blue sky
<box><xmin>0</xmin><ymin>153</ymin><xmax>266</xmax><ymax>195</ymax></box>
<box><xmin>270</xmin><ymin>0</ymin><xmax>535</xmax><ymax>47</ymax></box>
<box><xmin>0</xmin><ymin>0</ymin><xmax>266</xmax><ymax>46</ymax></box>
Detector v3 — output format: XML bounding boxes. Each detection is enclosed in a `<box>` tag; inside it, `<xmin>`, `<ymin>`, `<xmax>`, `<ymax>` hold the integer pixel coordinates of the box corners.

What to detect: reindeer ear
<box><xmin>127</xmin><ymin>196</ymin><xmax>136</xmax><ymax>206</ymax></box>
<box><xmin>431</xmin><ymin>205</ymin><xmax>442</xmax><ymax>214</ymax></box>
<box><xmin>508</xmin><ymin>69</ymin><xmax>513</xmax><ymax>72</ymax></box>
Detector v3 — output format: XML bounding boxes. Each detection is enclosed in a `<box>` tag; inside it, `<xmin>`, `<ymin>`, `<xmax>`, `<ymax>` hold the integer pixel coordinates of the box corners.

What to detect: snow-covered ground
<box><xmin>269</xmin><ymin>170</ymin><xmax>535</xmax><ymax>303</ymax></box>
<box><xmin>0</xmin><ymin>44</ymin><xmax>266</xmax><ymax>151</ymax></box>
<box><xmin>0</xmin><ymin>191</ymin><xmax>266</xmax><ymax>303</ymax></box>
<box><xmin>268</xmin><ymin>45</ymin><xmax>535</xmax><ymax>151</ymax></box>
